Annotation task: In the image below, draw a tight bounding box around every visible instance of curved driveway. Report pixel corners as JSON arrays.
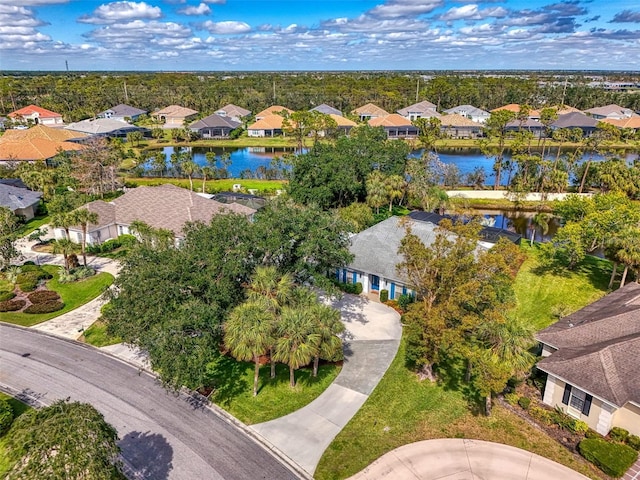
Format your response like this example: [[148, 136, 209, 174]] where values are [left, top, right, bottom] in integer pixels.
[[348, 438, 590, 480], [0, 323, 299, 480]]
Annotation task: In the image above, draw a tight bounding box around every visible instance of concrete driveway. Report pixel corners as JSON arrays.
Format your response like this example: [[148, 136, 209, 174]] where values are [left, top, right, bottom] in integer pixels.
[[251, 294, 402, 477], [348, 438, 590, 480]]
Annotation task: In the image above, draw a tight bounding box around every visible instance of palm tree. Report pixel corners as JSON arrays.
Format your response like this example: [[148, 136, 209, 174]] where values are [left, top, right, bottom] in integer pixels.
[[50, 211, 74, 240], [366, 170, 387, 215], [182, 159, 199, 192], [385, 174, 405, 212], [225, 302, 275, 396], [201, 166, 214, 193], [52, 238, 79, 273], [309, 304, 344, 377], [273, 307, 320, 387], [530, 212, 550, 246], [616, 228, 640, 288], [69, 208, 99, 267]]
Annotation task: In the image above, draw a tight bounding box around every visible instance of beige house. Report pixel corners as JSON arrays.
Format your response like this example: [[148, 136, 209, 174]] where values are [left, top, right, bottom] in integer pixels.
[[537, 282, 640, 436], [439, 114, 483, 139], [352, 103, 389, 122], [254, 106, 293, 121], [151, 105, 198, 128], [247, 114, 285, 137], [368, 114, 418, 138], [8, 105, 64, 126]]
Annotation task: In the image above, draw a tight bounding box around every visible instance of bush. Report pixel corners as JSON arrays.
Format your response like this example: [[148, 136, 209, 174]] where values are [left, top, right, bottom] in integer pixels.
[[19, 264, 40, 272], [518, 396, 531, 410], [332, 280, 363, 295], [22, 261, 36, 266], [529, 405, 552, 424], [627, 435, 640, 451], [118, 234, 138, 248], [0, 291, 16, 301], [579, 438, 638, 477], [610, 427, 630, 442], [58, 267, 96, 284], [28, 290, 60, 304], [0, 299, 26, 312], [571, 420, 590, 435], [397, 293, 414, 311], [504, 392, 520, 406], [24, 300, 64, 314], [586, 429, 604, 439], [18, 280, 38, 292], [379, 289, 389, 303], [0, 399, 13, 435]]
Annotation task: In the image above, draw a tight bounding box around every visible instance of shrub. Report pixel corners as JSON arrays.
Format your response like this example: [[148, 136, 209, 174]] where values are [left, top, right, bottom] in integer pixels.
[[504, 392, 519, 406], [118, 234, 138, 248], [18, 280, 38, 292], [19, 264, 40, 272], [0, 291, 16, 301], [22, 261, 36, 266], [518, 396, 531, 410], [571, 420, 589, 435], [332, 280, 363, 295], [16, 271, 40, 284], [578, 438, 638, 477], [353, 282, 363, 294], [0, 399, 13, 435], [58, 267, 96, 284], [610, 427, 630, 442], [28, 290, 60, 304], [626, 435, 640, 451], [529, 405, 552, 424], [379, 289, 389, 303], [0, 299, 26, 312], [397, 294, 414, 311], [24, 300, 64, 314], [586, 429, 604, 439]]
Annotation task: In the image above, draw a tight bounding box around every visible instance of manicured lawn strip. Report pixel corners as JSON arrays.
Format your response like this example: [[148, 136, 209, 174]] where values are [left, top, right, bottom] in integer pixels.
[[80, 320, 121, 347], [315, 340, 603, 480], [124, 177, 286, 194], [449, 196, 554, 211], [0, 393, 31, 477], [211, 359, 340, 425], [1, 266, 113, 327], [513, 244, 610, 330], [15, 214, 50, 237]]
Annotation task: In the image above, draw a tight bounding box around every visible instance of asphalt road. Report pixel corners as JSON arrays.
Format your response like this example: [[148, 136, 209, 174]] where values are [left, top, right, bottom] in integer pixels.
[[0, 324, 300, 480]]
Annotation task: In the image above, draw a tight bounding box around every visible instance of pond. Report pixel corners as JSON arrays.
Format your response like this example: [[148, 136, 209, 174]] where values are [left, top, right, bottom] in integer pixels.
[[469, 208, 562, 243]]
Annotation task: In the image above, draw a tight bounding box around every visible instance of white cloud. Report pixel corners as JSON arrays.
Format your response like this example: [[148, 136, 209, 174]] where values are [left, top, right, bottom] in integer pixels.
[[440, 4, 507, 21], [202, 20, 250, 34], [369, 0, 443, 19], [178, 3, 210, 16], [78, 1, 162, 25]]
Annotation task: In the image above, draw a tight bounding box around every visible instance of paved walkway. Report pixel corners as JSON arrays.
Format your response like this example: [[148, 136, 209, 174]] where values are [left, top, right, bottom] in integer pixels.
[[624, 457, 640, 480], [250, 294, 402, 476], [348, 438, 591, 480]]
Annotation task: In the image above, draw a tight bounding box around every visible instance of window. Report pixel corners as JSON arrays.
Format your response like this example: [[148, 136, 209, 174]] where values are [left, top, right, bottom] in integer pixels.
[[569, 389, 586, 412], [562, 384, 592, 416]]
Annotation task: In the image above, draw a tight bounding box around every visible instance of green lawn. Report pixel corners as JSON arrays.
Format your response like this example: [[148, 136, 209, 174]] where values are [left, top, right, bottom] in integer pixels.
[[125, 177, 286, 194], [0, 393, 31, 477], [513, 244, 610, 330], [80, 320, 121, 347], [15, 214, 50, 237], [315, 340, 603, 480], [1, 265, 114, 327], [211, 358, 340, 425]]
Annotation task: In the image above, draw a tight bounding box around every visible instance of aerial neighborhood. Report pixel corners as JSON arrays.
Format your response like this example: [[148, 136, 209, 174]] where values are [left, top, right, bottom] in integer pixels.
[[0, 72, 639, 480]]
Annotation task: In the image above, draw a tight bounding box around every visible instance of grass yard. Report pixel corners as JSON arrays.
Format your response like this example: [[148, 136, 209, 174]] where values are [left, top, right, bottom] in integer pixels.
[[79, 320, 121, 347], [513, 244, 610, 330], [211, 358, 341, 425], [0, 265, 114, 327], [0, 393, 31, 477], [315, 340, 603, 480], [125, 177, 286, 194], [15, 214, 50, 237]]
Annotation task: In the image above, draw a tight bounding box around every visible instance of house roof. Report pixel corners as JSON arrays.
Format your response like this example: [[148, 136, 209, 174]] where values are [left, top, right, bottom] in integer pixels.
[[0, 183, 42, 211], [368, 113, 413, 127], [215, 104, 251, 118], [189, 114, 241, 130], [247, 114, 285, 130], [152, 105, 198, 117], [99, 104, 147, 118], [506, 118, 543, 129], [551, 112, 599, 129], [439, 114, 483, 127], [310, 104, 342, 116], [601, 116, 640, 129], [584, 104, 634, 118], [397, 100, 437, 116], [491, 104, 521, 113], [353, 103, 389, 117], [329, 114, 357, 127], [553, 105, 582, 115], [443, 105, 490, 117], [65, 118, 148, 135], [9, 105, 62, 119], [255, 106, 293, 119], [78, 184, 255, 237], [0, 125, 86, 161], [537, 282, 640, 407]]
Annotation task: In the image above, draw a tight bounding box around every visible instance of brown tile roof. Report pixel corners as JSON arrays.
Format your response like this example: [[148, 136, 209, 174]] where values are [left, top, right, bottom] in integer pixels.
[[81, 184, 254, 237], [247, 114, 285, 130], [491, 103, 521, 113], [439, 114, 483, 127], [0, 125, 86, 161], [553, 105, 582, 115], [9, 105, 62, 119], [329, 114, 357, 127], [353, 103, 389, 117], [368, 113, 412, 127], [152, 105, 198, 117], [255, 106, 293, 119], [601, 116, 640, 129], [537, 282, 640, 406]]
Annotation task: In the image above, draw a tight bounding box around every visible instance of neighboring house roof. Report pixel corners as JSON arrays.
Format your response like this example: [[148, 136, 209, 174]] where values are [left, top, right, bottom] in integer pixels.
[[152, 105, 198, 117], [329, 114, 357, 127], [99, 104, 147, 118], [247, 115, 285, 130], [439, 114, 483, 127], [215, 104, 251, 118], [601, 116, 640, 129], [8, 105, 62, 119], [491, 104, 521, 113], [212, 191, 267, 210], [584, 104, 634, 118], [537, 282, 640, 407], [551, 112, 599, 129], [397, 100, 437, 116], [443, 105, 490, 117], [76, 184, 255, 238], [506, 118, 543, 129], [0, 125, 86, 161], [368, 113, 413, 127], [65, 118, 148, 136], [189, 114, 241, 130], [255, 106, 293, 119], [0, 183, 42, 212], [310, 104, 342, 116], [0, 178, 28, 189], [353, 103, 389, 117], [554, 105, 582, 115]]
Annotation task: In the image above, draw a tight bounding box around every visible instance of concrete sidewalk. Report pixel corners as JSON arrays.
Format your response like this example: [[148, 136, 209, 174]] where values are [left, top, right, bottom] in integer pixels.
[[251, 294, 402, 476], [348, 438, 590, 480]]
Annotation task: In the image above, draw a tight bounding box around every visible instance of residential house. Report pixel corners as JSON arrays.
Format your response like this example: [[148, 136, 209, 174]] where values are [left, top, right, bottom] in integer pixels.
[[444, 105, 490, 124], [491, 104, 540, 120], [326, 114, 357, 135], [247, 115, 285, 137], [505, 118, 545, 138], [0, 117, 7, 130], [353, 103, 389, 122], [551, 112, 599, 137], [8, 105, 64, 126], [255, 106, 293, 121], [215, 104, 251, 123], [537, 282, 640, 436], [65, 119, 150, 139], [601, 116, 640, 132], [397, 100, 439, 121], [151, 105, 198, 128], [189, 114, 241, 138], [368, 114, 418, 139], [439, 114, 483, 139], [0, 125, 86, 163], [310, 104, 342, 116], [0, 183, 42, 220], [584, 104, 635, 120], [97, 104, 147, 123], [54, 184, 255, 245], [211, 191, 266, 210]]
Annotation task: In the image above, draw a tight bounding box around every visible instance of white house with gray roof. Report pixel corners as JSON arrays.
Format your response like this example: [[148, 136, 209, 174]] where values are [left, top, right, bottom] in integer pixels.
[[444, 105, 490, 124], [310, 104, 343, 116], [0, 183, 42, 220], [98, 104, 147, 123]]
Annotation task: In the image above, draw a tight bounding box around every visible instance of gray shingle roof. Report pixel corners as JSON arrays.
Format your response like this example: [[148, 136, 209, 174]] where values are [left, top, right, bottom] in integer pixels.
[[397, 100, 437, 116], [310, 104, 342, 116], [100, 104, 147, 118], [0, 184, 42, 212], [537, 282, 640, 406], [216, 104, 251, 118], [444, 105, 490, 117], [189, 114, 241, 130], [65, 119, 147, 135], [551, 112, 598, 129]]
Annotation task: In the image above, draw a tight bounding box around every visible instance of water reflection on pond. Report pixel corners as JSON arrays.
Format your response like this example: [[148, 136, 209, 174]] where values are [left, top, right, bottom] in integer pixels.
[[465, 208, 561, 243]]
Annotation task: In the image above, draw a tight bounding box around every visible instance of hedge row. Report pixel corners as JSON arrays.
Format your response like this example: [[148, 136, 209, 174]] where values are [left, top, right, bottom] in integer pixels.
[[0, 291, 16, 301], [23, 300, 64, 314], [28, 290, 61, 304], [0, 299, 26, 312], [579, 438, 638, 478]]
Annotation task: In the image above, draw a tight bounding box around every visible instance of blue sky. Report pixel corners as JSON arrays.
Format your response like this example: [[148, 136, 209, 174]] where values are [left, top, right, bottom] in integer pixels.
[[1, 0, 639, 71]]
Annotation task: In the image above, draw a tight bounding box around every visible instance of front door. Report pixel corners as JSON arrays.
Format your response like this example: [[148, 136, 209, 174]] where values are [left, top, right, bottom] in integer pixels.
[[371, 275, 380, 291], [390, 283, 395, 300]]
